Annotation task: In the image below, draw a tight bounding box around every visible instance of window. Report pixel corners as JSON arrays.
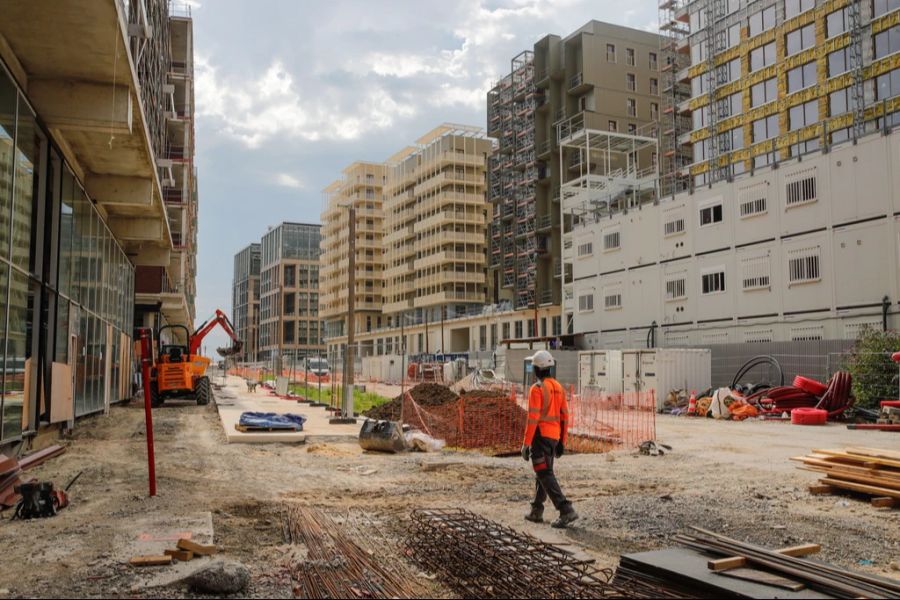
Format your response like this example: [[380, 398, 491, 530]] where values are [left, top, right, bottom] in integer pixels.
[[608, 120, 618, 132], [786, 0, 815, 19], [649, 52, 658, 70], [827, 7, 849, 37], [664, 217, 685, 236], [873, 0, 900, 17], [693, 105, 709, 130], [701, 270, 726, 294], [728, 23, 741, 48], [877, 68, 900, 99], [786, 24, 816, 55], [875, 24, 900, 59], [578, 293, 594, 312], [750, 42, 776, 71], [627, 73, 636, 91], [628, 123, 637, 134], [749, 6, 776, 36], [626, 47, 635, 66], [651, 102, 659, 120], [787, 61, 817, 93], [627, 98, 636, 117], [603, 231, 621, 251], [788, 248, 821, 283], [577, 242, 593, 257], [515, 321, 523, 338], [740, 196, 767, 217], [828, 47, 851, 77], [650, 78, 658, 95], [604, 291, 622, 310], [753, 114, 780, 141], [754, 150, 781, 168], [666, 277, 687, 300], [691, 40, 707, 65], [692, 73, 707, 97], [751, 78, 778, 107], [715, 92, 742, 118], [718, 58, 742, 83], [607, 43, 616, 62], [741, 255, 771, 290], [718, 127, 744, 151], [789, 100, 819, 130], [700, 203, 723, 226], [786, 173, 817, 206]]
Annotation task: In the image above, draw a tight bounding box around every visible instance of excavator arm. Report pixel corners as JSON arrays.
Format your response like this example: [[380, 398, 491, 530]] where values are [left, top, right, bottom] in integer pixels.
[[190, 309, 243, 356]]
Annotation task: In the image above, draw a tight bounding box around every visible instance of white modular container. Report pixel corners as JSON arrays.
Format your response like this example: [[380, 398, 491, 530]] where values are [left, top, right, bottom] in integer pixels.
[[621, 348, 711, 411], [577, 350, 623, 396]]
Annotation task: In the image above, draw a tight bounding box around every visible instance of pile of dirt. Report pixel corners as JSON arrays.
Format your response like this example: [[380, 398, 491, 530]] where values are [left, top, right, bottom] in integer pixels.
[[458, 389, 510, 402], [362, 383, 459, 421]]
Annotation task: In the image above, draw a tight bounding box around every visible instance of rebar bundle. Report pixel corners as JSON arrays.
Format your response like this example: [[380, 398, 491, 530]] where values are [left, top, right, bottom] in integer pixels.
[[283, 506, 421, 599], [404, 508, 645, 599]]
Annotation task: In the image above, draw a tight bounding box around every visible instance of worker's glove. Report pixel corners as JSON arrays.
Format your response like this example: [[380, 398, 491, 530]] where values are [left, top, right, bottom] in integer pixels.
[[555, 441, 565, 458], [521, 445, 531, 462]]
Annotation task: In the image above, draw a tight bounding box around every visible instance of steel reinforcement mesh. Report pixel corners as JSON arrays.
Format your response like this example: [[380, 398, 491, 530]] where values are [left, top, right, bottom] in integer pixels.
[[401, 386, 655, 454]]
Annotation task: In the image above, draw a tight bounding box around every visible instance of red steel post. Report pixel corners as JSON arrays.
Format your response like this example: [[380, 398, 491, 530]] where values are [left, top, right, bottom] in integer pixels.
[[139, 327, 157, 497]]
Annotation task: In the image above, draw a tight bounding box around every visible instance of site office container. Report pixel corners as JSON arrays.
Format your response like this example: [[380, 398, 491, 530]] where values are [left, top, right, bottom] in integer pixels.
[[578, 348, 711, 411]]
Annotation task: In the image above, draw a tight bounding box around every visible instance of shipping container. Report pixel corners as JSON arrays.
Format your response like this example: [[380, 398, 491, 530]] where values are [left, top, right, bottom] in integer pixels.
[[621, 348, 711, 411], [577, 350, 623, 395]]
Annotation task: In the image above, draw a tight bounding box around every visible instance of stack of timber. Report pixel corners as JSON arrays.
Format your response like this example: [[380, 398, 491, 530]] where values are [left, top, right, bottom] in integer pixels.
[[792, 447, 900, 507]]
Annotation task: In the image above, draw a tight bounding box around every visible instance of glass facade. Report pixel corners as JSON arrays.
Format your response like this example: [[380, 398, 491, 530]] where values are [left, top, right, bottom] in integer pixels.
[[0, 64, 135, 444]]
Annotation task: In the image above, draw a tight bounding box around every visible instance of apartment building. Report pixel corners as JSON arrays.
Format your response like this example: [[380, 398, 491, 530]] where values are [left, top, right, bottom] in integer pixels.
[[320, 162, 386, 347], [258, 223, 324, 364], [562, 1, 900, 350], [0, 0, 198, 446], [382, 124, 493, 323], [488, 22, 664, 317], [677, 0, 900, 187], [232, 243, 261, 363]]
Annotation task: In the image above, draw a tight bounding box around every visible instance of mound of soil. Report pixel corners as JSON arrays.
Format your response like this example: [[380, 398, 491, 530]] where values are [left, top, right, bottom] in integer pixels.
[[362, 383, 459, 421]]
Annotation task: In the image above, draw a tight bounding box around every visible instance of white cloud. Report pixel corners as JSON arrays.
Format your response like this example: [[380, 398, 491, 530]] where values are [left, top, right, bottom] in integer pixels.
[[275, 173, 304, 189], [196, 57, 417, 147]]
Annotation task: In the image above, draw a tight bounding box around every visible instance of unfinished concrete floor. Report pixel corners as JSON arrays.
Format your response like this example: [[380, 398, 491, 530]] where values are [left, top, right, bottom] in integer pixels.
[[0, 391, 898, 598]]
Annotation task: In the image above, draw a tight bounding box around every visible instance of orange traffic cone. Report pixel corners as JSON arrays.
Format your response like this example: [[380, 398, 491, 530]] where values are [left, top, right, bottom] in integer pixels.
[[687, 390, 697, 415]]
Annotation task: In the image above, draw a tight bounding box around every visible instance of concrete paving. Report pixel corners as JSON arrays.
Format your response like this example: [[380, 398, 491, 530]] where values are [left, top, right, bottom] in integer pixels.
[[214, 375, 360, 444]]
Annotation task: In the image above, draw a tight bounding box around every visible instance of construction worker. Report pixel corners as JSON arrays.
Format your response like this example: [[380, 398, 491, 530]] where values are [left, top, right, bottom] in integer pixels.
[[521, 350, 578, 528]]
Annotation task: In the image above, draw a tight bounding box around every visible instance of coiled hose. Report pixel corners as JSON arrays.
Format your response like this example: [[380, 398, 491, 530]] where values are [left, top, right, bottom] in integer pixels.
[[731, 355, 784, 390]]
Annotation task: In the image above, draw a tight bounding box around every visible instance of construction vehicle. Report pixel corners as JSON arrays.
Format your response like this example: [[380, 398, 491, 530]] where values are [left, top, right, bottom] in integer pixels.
[[149, 309, 242, 407]]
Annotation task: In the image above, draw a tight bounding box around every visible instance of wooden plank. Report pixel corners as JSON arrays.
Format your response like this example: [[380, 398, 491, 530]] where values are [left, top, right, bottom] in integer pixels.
[[809, 484, 835, 495], [846, 447, 900, 461], [164, 549, 193, 561], [717, 567, 806, 591], [176, 538, 216, 556], [820, 477, 900, 500], [799, 467, 900, 490], [871, 497, 897, 508], [129, 555, 173, 567], [812, 449, 900, 469], [708, 543, 820, 571], [792, 456, 900, 480]]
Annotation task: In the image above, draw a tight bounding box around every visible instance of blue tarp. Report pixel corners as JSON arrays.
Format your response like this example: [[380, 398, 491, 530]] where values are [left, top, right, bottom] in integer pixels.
[[239, 412, 306, 431]]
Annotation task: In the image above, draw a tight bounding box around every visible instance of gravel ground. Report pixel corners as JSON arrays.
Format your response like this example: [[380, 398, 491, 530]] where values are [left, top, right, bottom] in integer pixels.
[[0, 376, 897, 598]]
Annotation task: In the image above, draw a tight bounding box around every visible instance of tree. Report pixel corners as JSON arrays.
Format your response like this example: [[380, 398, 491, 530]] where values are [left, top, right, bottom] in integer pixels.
[[846, 326, 900, 409]]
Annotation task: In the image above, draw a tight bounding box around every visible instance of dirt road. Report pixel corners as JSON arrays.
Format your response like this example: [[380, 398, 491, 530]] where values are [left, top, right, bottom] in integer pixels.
[[0, 381, 897, 598]]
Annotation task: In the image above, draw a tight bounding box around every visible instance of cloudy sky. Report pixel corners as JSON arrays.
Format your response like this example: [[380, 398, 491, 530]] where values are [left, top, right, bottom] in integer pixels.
[[192, 0, 658, 350]]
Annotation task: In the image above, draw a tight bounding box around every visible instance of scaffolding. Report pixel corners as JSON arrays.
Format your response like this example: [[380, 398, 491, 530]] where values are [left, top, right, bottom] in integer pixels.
[[487, 51, 541, 311], [658, 0, 692, 198]]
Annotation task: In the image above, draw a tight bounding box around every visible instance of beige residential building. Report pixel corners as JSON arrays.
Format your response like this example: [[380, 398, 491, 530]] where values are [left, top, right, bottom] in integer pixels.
[[320, 162, 387, 344], [383, 124, 493, 327]]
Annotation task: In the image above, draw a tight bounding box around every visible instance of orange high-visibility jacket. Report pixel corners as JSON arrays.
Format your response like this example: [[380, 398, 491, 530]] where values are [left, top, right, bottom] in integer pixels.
[[523, 377, 569, 446]]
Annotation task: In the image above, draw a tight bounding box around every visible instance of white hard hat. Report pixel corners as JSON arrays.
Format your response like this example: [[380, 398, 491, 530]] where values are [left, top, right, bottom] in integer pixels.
[[530, 350, 555, 369]]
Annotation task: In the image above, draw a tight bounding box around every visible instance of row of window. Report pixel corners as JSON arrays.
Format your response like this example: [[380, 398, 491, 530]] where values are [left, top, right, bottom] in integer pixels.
[[604, 44, 657, 70]]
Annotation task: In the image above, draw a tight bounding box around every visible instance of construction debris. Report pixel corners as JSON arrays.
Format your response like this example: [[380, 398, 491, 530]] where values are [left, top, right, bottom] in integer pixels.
[[176, 538, 217, 556], [129, 555, 173, 567], [283, 506, 421, 598], [404, 508, 647, 599], [793, 446, 900, 506], [185, 560, 250, 595]]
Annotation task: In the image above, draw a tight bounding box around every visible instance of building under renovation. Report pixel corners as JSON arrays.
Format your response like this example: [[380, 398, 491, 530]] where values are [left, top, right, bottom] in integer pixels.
[[563, 0, 900, 351], [0, 0, 199, 448]]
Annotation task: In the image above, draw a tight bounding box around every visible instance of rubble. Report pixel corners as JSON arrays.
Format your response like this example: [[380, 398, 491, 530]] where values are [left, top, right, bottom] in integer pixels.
[[185, 560, 250, 595]]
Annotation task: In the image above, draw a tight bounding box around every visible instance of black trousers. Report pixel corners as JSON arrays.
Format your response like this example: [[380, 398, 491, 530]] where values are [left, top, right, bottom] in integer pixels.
[[530, 431, 572, 514]]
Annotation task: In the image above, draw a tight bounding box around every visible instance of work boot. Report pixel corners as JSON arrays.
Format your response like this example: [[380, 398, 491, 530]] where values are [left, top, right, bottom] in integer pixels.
[[524, 507, 544, 523], [551, 509, 579, 529]]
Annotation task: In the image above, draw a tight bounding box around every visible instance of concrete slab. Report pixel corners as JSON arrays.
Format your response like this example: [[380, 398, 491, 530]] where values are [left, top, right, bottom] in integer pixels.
[[215, 376, 360, 444], [115, 512, 214, 589]]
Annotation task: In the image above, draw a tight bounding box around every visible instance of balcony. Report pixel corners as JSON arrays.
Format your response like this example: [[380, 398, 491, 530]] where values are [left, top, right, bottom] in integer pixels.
[[414, 251, 484, 270], [413, 210, 486, 233], [568, 72, 593, 95], [414, 290, 486, 308]]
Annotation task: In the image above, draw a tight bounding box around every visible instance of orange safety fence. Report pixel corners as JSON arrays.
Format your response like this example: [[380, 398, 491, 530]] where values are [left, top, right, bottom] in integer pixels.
[[399, 383, 655, 455], [227, 366, 331, 384]]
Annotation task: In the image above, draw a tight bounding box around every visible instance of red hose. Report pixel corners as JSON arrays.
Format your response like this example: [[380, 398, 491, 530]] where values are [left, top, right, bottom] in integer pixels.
[[747, 372, 853, 420]]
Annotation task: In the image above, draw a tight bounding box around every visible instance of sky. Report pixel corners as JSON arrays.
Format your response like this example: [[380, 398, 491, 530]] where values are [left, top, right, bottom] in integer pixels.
[[191, 0, 658, 352]]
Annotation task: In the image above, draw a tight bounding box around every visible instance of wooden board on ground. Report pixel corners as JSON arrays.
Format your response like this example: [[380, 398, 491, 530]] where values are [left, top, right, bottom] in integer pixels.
[[708, 543, 820, 572], [176, 538, 216, 556], [164, 549, 193, 561], [844, 447, 900, 462], [808, 484, 835, 495], [717, 567, 807, 591], [819, 477, 900, 500], [811, 449, 900, 470], [871, 497, 898, 508], [129, 555, 173, 567], [799, 467, 900, 490]]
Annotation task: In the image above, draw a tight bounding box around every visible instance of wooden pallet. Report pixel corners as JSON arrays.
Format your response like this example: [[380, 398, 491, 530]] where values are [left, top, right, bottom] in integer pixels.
[[792, 447, 900, 507]]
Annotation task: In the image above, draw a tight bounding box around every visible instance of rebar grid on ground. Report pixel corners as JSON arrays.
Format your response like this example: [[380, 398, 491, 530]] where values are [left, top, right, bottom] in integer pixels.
[[404, 508, 654, 599]]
